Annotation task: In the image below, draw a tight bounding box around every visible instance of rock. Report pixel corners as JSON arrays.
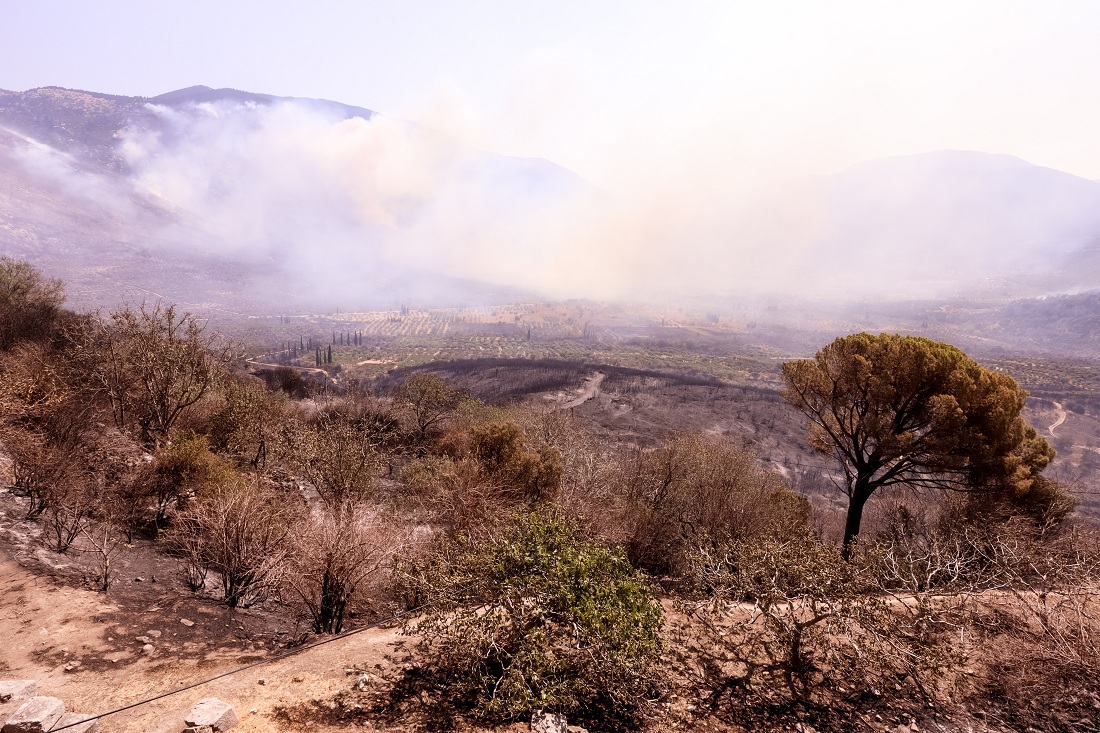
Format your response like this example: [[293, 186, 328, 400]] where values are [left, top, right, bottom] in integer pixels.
[[567, 726, 589, 733], [896, 726, 911, 733], [62, 662, 81, 673], [49, 713, 98, 733], [180, 727, 213, 733], [142, 645, 155, 654], [256, 679, 265, 686], [184, 699, 237, 732], [134, 636, 153, 645], [530, 710, 567, 733], [0, 682, 37, 703], [147, 630, 162, 639], [3, 696, 65, 733], [354, 674, 370, 691], [180, 619, 195, 627]]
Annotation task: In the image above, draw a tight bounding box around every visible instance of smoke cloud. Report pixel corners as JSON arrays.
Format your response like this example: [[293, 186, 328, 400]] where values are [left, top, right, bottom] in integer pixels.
[[7, 95, 1100, 310]]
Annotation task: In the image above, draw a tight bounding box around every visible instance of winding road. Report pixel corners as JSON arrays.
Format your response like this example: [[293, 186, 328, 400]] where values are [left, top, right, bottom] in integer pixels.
[[1048, 401, 1067, 437], [562, 371, 605, 409]]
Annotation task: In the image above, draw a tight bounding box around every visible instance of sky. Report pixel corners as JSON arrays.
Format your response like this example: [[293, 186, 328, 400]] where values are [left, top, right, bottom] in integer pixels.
[[5, 0, 1100, 193]]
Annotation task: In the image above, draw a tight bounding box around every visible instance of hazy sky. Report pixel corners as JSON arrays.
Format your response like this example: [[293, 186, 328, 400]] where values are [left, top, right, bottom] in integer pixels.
[[5, 1, 1100, 192]]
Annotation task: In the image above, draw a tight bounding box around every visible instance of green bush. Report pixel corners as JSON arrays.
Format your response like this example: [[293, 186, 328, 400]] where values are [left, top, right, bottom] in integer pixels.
[[405, 510, 663, 729]]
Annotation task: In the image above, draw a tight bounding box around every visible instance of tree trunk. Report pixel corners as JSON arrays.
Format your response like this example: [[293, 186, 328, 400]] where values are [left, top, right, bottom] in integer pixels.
[[842, 482, 873, 560]]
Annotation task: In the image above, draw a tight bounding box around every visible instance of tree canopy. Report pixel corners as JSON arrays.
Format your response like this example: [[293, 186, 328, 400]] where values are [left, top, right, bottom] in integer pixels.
[[782, 333, 1055, 554]]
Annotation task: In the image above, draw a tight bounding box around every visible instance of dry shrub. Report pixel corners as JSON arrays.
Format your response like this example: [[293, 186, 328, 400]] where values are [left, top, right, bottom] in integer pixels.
[[285, 504, 405, 633], [129, 431, 236, 527], [169, 476, 300, 607], [616, 433, 810, 576], [391, 372, 468, 441], [961, 527, 1100, 732], [279, 412, 384, 508], [687, 534, 965, 729]]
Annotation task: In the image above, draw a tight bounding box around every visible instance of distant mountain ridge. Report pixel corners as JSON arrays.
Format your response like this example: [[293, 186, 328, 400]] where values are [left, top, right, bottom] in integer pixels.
[[0, 84, 581, 312], [0, 85, 378, 171], [3, 84, 1100, 324]]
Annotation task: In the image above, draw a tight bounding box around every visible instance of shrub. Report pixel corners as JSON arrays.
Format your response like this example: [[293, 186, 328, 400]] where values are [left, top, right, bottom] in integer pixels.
[[169, 476, 299, 607], [690, 535, 963, 712], [617, 434, 810, 576], [402, 510, 663, 730], [285, 504, 402, 633]]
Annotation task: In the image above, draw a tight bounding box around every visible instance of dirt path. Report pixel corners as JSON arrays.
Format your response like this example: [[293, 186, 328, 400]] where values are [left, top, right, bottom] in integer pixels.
[[562, 372, 605, 409], [0, 547, 409, 733], [1049, 401, 1067, 437]]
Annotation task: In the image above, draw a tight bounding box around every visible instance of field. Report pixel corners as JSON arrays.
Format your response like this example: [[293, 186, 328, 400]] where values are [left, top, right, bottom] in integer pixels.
[[229, 300, 1100, 520]]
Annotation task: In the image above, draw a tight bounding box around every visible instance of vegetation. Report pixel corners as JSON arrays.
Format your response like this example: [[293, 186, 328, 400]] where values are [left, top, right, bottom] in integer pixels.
[[782, 332, 1060, 554], [0, 260, 1097, 732], [401, 510, 663, 729]]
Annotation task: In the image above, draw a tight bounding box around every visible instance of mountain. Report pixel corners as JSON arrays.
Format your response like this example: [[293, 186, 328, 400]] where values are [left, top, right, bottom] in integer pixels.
[[4, 85, 1100, 317], [731, 150, 1100, 299], [0, 85, 584, 312]]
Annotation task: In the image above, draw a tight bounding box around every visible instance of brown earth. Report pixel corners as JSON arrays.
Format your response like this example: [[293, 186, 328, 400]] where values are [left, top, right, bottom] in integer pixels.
[[0, 489, 430, 733]]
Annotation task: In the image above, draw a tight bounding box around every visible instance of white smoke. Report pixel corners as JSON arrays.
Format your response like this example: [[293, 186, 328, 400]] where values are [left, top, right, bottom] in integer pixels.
[[117, 100, 603, 300]]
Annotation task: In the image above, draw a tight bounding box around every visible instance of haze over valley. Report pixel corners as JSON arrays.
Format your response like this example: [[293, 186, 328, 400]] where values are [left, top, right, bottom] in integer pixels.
[[6, 5, 1100, 733], [5, 84, 1100, 325]]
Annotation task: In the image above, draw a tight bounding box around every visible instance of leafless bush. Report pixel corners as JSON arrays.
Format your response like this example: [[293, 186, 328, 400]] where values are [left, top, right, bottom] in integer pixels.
[[169, 477, 299, 607], [961, 527, 1100, 731], [80, 518, 127, 591], [285, 504, 404, 633], [280, 412, 383, 509], [692, 535, 962, 703]]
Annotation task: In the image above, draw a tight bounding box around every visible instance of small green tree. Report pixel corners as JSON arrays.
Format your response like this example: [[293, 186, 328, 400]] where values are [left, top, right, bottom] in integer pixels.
[[782, 333, 1054, 555], [392, 372, 467, 440], [403, 510, 663, 729]]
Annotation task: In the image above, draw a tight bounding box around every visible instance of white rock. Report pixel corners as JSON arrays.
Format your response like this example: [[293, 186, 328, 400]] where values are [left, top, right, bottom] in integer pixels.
[[0, 682, 37, 703], [530, 710, 568, 733], [184, 698, 238, 732], [3, 696, 65, 733]]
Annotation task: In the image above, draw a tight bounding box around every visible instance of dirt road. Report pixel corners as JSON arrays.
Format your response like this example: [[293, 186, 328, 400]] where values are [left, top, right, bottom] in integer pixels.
[[0, 546, 407, 733], [562, 371, 605, 409], [1048, 401, 1067, 437]]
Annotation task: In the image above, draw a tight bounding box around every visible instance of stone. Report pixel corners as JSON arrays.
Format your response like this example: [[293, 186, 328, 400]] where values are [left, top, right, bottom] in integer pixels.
[[147, 630, 162, 639], [49, 713, 98, 733], [0, 682, 37, 703], [567, 726, 589, 733], [134, 636, 153, 645], [3, 696, 65, 733], [530, 710, 567, 733], [354, 674, 370, 691], [184, 699, 238, 732], [180, 727, 213, 733], [141, 645, 155, 655], [180, 619, 195, 627]]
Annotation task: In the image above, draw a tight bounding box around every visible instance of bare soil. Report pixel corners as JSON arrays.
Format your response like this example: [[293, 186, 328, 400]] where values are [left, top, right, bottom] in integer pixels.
[[0, 489, 414, 733]]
